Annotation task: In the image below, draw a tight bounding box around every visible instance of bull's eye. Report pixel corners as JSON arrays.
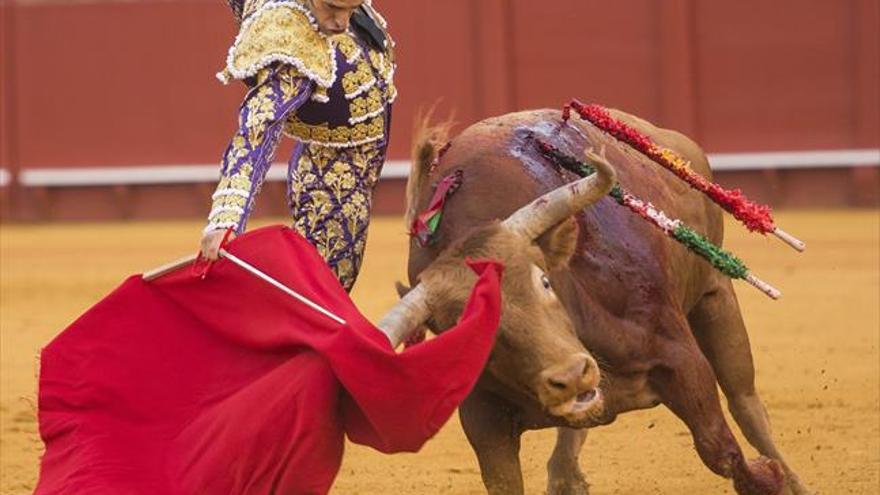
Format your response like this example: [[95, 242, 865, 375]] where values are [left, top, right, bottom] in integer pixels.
[[541, 274, 552, 290], [532, 265, 556, 299]]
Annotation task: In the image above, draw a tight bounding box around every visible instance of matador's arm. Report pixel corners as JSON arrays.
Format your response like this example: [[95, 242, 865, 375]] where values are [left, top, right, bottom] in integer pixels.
[[204, 65, 312, 234]]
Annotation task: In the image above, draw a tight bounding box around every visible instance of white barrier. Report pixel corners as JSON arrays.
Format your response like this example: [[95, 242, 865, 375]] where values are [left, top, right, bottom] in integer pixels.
[[2, 149, 879, 187]]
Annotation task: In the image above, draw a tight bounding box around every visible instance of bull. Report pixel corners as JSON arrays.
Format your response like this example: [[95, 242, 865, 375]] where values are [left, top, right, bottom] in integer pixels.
[[377, 109, 809, 495]]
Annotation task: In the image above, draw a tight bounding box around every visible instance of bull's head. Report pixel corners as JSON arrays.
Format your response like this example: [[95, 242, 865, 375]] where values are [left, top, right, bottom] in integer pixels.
[[378, 147, 616, 425]]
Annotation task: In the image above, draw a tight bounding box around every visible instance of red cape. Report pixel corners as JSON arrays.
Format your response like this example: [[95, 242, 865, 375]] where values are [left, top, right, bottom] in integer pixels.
[[36, 226, 502, 494]]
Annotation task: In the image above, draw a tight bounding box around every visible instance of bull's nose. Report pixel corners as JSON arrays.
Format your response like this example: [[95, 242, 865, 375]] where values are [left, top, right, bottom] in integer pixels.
[[540, 353, 600, 401]]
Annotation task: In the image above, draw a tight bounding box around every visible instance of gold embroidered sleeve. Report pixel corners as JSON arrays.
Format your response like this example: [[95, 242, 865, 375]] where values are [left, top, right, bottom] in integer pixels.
[[205, 65, 313, 234]]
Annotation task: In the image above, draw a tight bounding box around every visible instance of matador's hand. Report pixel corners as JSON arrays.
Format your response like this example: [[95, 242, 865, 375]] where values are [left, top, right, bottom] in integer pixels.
[[200, 229, 237, 261]]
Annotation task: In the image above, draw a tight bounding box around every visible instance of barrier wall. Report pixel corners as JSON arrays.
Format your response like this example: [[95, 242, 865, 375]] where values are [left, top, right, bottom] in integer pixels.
[[1, 0, 878, 220]]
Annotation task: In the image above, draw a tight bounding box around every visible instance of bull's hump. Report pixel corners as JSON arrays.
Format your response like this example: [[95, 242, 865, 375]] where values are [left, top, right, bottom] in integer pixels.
[[457, 110, 561, 140], [449, 109, 586, 185]]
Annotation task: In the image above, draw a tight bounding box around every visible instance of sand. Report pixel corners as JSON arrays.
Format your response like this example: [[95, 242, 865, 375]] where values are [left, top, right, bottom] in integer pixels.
[[1, 210, 878, 494]]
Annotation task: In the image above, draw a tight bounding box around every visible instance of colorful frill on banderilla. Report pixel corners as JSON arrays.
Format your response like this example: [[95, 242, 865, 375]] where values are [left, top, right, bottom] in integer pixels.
[[532, 137, 781, 300], [562, 100, 805, 252], [409, 169, 463, 247]]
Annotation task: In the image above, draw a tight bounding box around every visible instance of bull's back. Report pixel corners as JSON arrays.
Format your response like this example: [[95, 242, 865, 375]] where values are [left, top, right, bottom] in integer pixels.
[[408, 109, 722, 312]]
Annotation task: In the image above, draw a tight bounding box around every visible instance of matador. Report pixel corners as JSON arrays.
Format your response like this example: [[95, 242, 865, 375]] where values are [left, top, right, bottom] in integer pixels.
[[201, 0, 395, 292]]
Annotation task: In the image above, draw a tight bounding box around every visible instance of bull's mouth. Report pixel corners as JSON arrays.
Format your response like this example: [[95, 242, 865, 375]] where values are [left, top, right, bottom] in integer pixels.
[[547, 387, 604, 423]]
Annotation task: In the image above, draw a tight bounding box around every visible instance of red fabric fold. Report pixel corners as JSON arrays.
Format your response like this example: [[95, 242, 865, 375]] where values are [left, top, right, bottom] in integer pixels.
[[36, 226, 503, 495]]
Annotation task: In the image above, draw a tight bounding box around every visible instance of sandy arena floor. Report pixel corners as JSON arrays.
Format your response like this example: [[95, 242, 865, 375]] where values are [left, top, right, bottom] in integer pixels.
[[1, 211, 878, 494]]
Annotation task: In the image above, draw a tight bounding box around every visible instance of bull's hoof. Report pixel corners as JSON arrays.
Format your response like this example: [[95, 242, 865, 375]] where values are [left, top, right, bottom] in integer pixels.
[[781, 470, 814, 495], [546, 470, 589, 495], [733, 456, 786, 495]]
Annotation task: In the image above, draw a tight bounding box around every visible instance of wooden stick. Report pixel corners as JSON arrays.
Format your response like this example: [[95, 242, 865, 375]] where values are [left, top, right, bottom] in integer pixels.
[[143, 250, 346, 325], [772, 227, 806, 252], [142, 254, 198, 281], [745, 273, 782, 300]]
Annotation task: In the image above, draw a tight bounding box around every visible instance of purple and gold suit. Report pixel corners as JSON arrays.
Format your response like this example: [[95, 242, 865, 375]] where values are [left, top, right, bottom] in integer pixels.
[[207, 0, 396, 291]]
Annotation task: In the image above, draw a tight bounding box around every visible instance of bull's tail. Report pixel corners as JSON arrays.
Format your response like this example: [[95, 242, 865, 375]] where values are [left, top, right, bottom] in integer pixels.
[[406, 106, 454, 227]]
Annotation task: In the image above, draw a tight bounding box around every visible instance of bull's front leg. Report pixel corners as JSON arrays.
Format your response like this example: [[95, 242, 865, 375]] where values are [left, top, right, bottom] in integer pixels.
[[547, 427, 590, 495], [459, 389, 525, 495], [652, 327, 785, 495]]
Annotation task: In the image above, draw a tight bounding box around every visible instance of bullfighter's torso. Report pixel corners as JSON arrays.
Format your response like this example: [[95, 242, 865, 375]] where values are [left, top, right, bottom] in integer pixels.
[[210, 0, 396, 290]]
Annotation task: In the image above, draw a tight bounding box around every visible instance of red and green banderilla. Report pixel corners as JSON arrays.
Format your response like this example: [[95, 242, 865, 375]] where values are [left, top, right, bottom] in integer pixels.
[[533, 137, 782, 300], [563, 100, 805, 252]]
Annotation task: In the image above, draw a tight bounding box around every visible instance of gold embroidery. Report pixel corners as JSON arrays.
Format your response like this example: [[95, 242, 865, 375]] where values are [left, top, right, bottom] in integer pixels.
[[325, 218, 345, 252], [278, 65, 307, 99], [208, 163, 256, 226], [381, 50, 397, 101], [225, 3, 336, 88], [245, 84, 279, 144], [253, 17, 396, 147], [385, 81, 398, 102], [351, 190, 366, 208], [376, 46, 397, 102], [336, 258, 353, 282], [361, 44, 396, 104], [301, 171, 317, 184], [211, 210, 243, 225], [232, 163, 255, 190], [283, 114, 385, 146], [287, 141, 382, 290], [341, 201, 358, 220], [332, 34, 361, 63], [342, 60, 376, 98], [226, 135, 249, 162], [326, 161, 356, 199], [368, 50, 383, 71], [381, 51, 395, 79], [213, 195, 246, 211], [349, 87, 383, 123]]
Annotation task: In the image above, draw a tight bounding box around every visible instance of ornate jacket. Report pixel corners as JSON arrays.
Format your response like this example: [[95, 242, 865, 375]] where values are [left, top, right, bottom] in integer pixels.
[[206, 0, 396, 290]]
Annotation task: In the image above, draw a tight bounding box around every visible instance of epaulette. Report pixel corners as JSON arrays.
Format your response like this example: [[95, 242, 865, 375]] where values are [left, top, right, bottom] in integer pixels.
[[217, 0, 336, 88]]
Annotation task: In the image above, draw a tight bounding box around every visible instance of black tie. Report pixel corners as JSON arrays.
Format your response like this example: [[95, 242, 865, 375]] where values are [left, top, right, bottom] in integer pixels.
[[351, 7, 387, 52]]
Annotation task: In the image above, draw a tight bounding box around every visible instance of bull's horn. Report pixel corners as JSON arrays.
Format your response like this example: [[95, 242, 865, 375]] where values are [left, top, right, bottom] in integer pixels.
[[377, 283, 431, 347], [503, 147, 617, 240]]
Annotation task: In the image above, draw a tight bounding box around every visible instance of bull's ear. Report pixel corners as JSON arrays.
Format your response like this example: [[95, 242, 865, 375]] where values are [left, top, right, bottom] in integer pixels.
[[536, 216, 579, 271]]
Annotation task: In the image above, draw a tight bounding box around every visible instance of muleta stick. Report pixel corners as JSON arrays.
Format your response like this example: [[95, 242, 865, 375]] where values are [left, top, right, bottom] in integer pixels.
[[562, 99, 806, 253], [218, 249, 347, 325], [534, 138, 782, 300], [143, 249, 346, 325]]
